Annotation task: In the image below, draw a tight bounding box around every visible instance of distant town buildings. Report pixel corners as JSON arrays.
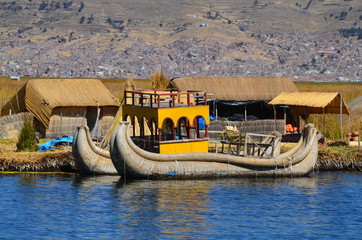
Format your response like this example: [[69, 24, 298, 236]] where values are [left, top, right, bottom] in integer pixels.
[[0, 32, 361, 81]]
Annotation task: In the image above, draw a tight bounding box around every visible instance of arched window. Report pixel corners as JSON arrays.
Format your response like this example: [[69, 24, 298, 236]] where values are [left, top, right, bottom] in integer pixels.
[[177, 117, 190, 139], [192, 116, 207, 138], [161, 118, 175, 141]]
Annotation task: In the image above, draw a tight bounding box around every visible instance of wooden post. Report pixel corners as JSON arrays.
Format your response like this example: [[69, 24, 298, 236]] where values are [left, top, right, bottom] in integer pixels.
[[216, 104, 218, 118], [59, 112, 63, 138], [157, 95, 161, 108], [273, 105, 277, 131], [323, 107, 325, 136], [284, 107, 286, 135]]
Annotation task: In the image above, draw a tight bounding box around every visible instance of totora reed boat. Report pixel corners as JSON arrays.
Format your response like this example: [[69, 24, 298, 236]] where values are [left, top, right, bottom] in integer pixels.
[[73, 125, 118, 175], [73, 89, 318, 178], [109, 121, 318, 179]]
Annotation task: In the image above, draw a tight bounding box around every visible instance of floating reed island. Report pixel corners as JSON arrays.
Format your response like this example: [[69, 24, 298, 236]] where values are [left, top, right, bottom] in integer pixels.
[[316, 146, 362, 171], [0, 150, 76, 172], [1, 145, 362, 173]]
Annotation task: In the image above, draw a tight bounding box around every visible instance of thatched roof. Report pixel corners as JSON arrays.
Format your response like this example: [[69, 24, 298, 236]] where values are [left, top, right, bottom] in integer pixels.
[[171, 76, 298, 101], [268, 92, 351, 115], [1, 79, 120, 128]]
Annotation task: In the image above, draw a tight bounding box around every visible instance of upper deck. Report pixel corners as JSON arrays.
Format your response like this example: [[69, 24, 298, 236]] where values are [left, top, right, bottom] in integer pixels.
[[124, 89, 208, 108]]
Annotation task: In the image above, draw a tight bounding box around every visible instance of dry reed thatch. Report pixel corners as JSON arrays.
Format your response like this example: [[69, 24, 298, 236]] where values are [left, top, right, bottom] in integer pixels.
[[315, 146, 362, 171], [294, 81, 362, 103], [1, 79, 120, 129], [0, 151, 76, 172], [268, 92, 350, 115], [172, 76, 298, 101], [0, 77, 25, 110], [294, 81, 362, 140], [151, 71, 170, 89]]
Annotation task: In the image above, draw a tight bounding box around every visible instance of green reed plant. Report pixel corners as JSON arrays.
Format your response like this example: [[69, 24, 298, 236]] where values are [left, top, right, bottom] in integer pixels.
[[16, 117, 38, 152]]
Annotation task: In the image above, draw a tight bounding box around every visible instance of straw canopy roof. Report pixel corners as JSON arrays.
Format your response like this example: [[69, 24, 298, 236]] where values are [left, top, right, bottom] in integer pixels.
[[1, 79, 120, 128], [268, 92, 351, 115], [172, 76, 298, 101]]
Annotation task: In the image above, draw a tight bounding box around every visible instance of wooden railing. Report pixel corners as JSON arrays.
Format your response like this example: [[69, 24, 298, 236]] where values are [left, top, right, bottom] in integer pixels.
[[124, 89, 208, 108]]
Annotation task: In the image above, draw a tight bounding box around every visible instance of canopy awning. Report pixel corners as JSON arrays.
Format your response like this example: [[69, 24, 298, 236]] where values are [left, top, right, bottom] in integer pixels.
[[268, 92, 351, 115]]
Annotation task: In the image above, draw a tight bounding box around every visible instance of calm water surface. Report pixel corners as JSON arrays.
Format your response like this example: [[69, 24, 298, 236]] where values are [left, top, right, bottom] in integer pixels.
[[0, 172, 361, 240]]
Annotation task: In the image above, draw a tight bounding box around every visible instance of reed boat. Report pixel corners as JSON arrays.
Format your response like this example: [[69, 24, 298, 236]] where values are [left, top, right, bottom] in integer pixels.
[[72, 126, 118, 175], [109, 122, 318, 180]]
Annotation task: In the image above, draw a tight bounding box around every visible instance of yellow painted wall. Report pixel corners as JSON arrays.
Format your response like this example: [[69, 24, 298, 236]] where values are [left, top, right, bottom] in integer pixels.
[[160, 140, 208, 154], [122, 105, 159, 123], [122, 105, 209, 128], [158, 105, 209, 128]]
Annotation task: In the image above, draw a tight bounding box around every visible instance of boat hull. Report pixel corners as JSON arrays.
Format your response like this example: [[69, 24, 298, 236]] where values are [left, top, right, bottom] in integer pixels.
[[110, 122, 318, 179], [73, 126, 118, 175]]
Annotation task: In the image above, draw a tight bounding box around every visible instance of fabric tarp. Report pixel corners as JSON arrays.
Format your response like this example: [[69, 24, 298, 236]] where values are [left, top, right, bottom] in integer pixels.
[[38, 135, 74, 151]]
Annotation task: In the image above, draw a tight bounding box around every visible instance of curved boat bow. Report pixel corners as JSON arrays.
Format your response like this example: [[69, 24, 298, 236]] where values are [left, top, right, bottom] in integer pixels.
[[73, 126, 118, 175]]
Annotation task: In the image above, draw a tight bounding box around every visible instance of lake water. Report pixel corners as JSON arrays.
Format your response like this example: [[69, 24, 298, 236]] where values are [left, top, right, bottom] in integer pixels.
[[1, 172, 361, 240]]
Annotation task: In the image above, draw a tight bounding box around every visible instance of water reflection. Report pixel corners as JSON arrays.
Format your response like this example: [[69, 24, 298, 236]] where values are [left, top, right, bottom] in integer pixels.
[[112, 179, 213, 238], [1, 172, 361, 239], [72, 174, 120, 188], [107, 176, 321, 238]]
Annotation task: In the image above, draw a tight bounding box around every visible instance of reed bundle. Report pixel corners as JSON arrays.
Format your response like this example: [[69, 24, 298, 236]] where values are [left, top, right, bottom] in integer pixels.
[[315, 146, 362, 171], [0, 151, 76, 172]]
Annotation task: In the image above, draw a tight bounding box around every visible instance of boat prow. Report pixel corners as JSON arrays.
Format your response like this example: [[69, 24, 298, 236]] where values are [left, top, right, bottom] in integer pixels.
[[72, 126, 118, 175], [110, 122, 318, 179]]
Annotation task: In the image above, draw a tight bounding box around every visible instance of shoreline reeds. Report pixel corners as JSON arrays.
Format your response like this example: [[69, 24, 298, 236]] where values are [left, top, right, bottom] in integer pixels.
[[0, 151, 77, 172]]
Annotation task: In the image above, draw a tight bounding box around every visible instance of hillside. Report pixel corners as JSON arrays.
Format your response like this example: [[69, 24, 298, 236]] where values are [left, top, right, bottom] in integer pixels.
[[0, 0, 361, 80]]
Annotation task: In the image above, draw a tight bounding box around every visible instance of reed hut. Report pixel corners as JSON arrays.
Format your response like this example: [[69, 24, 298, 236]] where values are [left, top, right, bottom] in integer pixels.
[[171, 76, 298, 135], [268, 92, 351, 139], [1, 79, 120, 139], [172, 76, 298, 118]]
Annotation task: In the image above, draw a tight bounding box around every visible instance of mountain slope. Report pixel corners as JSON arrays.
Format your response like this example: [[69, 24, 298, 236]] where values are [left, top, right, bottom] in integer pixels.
[[0, 0, 361, 80]]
